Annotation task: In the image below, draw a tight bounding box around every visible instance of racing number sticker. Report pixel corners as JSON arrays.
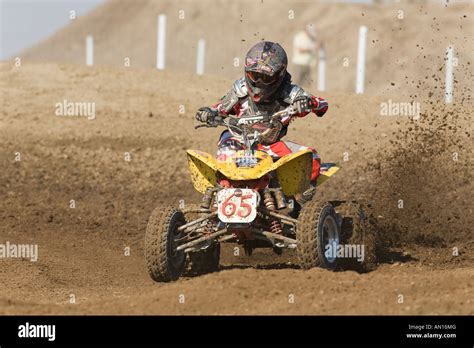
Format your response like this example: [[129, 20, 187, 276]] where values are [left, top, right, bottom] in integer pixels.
[[217, 189, 257, 223], [221, 192, 253, 218]]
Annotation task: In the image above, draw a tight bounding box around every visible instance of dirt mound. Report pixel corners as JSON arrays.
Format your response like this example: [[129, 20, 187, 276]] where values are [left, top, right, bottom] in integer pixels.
[[18, 0, 473, 95], [0, 63, 472, 314]]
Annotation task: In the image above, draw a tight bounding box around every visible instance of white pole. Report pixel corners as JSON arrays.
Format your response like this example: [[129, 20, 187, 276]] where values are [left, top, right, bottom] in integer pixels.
[[196, 39, 206, 75], [86, 35, 94, 66], [355, 25, 368, 94], [445, 45, 454, 104], [317, 46, 326, 92], [156, 14, 166, 70]]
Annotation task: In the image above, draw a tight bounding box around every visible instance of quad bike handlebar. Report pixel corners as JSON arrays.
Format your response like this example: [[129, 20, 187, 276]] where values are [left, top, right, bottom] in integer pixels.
[[194, 106, 298, 147], [194, 106, 297, 129], [196, 105, 296, 126]]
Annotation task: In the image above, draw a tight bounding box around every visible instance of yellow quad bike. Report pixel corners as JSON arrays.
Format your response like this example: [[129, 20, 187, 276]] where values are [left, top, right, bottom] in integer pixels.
[[145, 107, 376, 282]]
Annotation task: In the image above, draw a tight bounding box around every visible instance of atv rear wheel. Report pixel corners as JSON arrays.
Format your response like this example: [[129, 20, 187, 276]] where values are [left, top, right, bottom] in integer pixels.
[[297, 201, 340, 270], [336, 202, 376, 271], [187, 243, 220, 275], [145, 207, 186, 282]]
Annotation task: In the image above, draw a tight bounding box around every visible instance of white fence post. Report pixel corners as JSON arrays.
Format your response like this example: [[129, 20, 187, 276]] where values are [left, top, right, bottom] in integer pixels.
[[156, 14, 166, 70], [317, 46, 326, 92], [355, 25, 368, 94], [196, 39, 206, 75], [86, 35, 94, 66], [445, 45, 454, 104]]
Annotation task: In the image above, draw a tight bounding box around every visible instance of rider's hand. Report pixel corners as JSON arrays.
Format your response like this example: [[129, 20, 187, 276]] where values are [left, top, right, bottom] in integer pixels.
[[291, 96, 313, 115], [195, 107, 218, 124]]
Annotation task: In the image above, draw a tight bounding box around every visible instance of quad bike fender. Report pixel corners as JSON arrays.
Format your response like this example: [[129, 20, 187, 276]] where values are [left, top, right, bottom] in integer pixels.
[[272, 150, 313, 196], [187, 149, 276, 189], [187, 150, 219, 194], [187, 149, 318, 196]]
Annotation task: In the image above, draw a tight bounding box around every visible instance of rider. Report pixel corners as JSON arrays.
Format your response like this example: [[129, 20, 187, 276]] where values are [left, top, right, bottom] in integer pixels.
[[195, 41, 328, 201]]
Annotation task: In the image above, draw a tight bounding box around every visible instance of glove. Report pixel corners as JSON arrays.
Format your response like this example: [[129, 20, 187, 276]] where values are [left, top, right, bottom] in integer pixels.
[[291, 96, 313, 115], [195, 107, 218, 124]]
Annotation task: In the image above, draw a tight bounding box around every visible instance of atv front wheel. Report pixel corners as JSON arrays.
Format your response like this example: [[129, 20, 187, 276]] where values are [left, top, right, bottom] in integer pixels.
[[145, 207, 186, 282], [297, 201, 340, 270]]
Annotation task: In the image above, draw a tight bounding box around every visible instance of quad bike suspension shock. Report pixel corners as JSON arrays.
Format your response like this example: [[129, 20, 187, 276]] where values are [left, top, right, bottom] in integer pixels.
[[263, 189, 276, 210], [270, 220, 283, 234], [201, 187, 214, 209], [263, 189, 283, 234], [273, 188, 287, 210]]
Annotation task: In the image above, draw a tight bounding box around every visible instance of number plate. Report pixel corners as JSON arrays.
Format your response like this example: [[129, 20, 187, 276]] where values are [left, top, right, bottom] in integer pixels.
[[216, 189, 258, 223]]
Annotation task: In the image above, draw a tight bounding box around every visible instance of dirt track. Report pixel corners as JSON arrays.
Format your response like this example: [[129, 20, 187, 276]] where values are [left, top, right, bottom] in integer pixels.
[[0, 62, 472, 314]]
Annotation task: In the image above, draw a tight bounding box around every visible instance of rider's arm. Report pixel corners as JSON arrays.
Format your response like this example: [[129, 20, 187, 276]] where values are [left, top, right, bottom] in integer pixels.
[[309, 95, 328, 117], [196, 88, 240, 123], [212, 99, 240, 117], [212, 77, 247, 117], [290, 85, 328, 118]]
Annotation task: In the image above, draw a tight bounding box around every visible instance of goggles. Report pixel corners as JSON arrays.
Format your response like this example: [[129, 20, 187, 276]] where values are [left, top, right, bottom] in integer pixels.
[[246, 70, 278, 85]]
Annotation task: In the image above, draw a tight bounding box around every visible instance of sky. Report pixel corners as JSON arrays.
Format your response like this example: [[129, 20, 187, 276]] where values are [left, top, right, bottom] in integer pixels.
[[0, 0, 104, 60]]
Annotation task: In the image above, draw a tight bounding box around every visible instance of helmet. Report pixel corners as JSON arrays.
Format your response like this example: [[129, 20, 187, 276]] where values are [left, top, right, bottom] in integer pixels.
[[244, 41, 288, 103]]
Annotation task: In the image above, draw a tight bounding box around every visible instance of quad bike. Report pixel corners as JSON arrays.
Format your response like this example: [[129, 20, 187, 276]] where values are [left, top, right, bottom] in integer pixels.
[[145, 106, 376, 282]]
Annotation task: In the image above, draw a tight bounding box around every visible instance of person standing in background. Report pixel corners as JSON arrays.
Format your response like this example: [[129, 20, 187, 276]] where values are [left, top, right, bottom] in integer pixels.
[[292, 23, 321, 86]]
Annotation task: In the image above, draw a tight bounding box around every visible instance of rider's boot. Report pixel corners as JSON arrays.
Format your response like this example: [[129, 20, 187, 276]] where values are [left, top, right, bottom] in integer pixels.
[[297, 182, 317, 205]]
